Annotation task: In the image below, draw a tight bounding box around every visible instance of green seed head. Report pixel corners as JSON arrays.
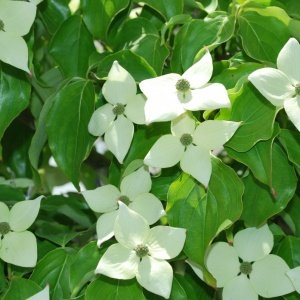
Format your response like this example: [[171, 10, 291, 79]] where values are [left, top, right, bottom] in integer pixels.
[[118, 195, 130, 205], [240, 262, 252, 275], [176, 79, 190, 92], [135, 244, 149, 258], [0, 20, 4, 32], [295, 84, 300, 95], [0, 222, 10, 235], [112, 103, 125, 115], [180, 133, 193, 146]]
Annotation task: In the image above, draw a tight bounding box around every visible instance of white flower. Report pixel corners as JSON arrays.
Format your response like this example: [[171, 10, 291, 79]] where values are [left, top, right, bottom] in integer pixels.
[[144, 113, 240, 187], [0, 196, 43, 267], [26, 285, 49, 300], [248, 38, 300, 132], [286, 266, 300, 293], [82, 167, 165, 247], [139, 51, 230, 123], [96, 202, 186, 299], [0, 0, 37, 73], [88, 61, 146, 163], [189, 225, 294, 300]]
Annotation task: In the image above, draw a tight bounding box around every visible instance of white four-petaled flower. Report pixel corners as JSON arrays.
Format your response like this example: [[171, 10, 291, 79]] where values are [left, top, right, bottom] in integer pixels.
[[189, 225, 294, 300], [249, 38, 300, 132], [82, 167, 165, 247], [0, 0, 37, 72], [88, 61, 146, 163], [139, 51, 231, 123], [96, 202, 186, 299], [0, 196, 43, 267], [144, 113, 240, 186]]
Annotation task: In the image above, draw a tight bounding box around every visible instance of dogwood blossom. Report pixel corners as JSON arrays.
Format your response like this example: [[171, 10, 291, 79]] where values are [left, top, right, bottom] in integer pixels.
[[286, 267, 300, 293], [82, 167, 165, 247], [96, 202, 186, 299], [27, 285, 50, 300], [189, 225, 294, 300], [88, 61, 146, 163], [0, 0, 37, 72], [139, 51, 230, 123], [248, 38, 300, 131], [144, 113, 240, 186], [0, 196, 43, 267]]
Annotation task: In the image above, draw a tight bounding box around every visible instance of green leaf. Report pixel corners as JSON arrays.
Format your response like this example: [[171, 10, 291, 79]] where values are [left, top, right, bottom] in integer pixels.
[[2, 278, 41, 300], [49, 15, 95, 78], [134, 0, 184, 20], [0, 65, 30, 141], [238, 9, 289, 63], [278, 129, 300, 167], [30, 248, 76, 300], [167, 158, 243, 267], [69, 242, 104, 298], [226, 82, 277, 152], [274, 0, 300, 19], [81, 0, 130, 40], [95, 50, 157, 82], [285, 194, 300, 237], [276, 236, 300, 268], [241, 143, 297, 226], [85, 277, 145, 300], [0, 185, 25, 203], [46, 79, 95, 189]]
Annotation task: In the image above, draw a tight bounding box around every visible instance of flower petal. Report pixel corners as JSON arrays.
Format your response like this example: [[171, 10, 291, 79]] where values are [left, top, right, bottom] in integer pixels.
[[206, 242, 240, 287], [223, 275, 258, 300], [171, 113, 196, 137], [277, 38, 300, 84], [144, 135, 184, 168], [136, 256, 173, 299], [102, 61, 137, 105], [27, 285, 50, 300], [193, 120, 240, 150], [120, 167, 152, 199], [129, 193, 165, 225], [88, 104, 115, 136], [104, 115, 134, 164], [284, 97, 300, 132], [233, 224, 273, 262], [0, 231, 37, 267], [182, 51, 213, 89], [248, 67, 294, 106], [0, 202, 9, 223], [0, 0, 36, 36], [250, 254, 294, 298], [9, 196, 43, 232], [82, 185, 120, 213], [147, 226, 186, 260], [0, 32, 30, 73], [95, 243, 139, 279], [139, 74, 180, 97], [182, 83, 231, 111], [286, 266, 300, 293], [96, 210, 118, 247], [125, 94, 146, 125], [180, 145, 212, 187], [114, 202, 149, 249]]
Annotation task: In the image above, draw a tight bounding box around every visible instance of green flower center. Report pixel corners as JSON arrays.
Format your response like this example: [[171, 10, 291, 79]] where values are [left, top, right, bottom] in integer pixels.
[[0, 20, 4, 32], [0, 222, 10, 235], [135, 244, 149, 258], [295, 84, 300, 96], [176, 79, 190, 92], [180, 133, 193, 146], [112, 103, 125, 115], [240, 262, 252, 275], [118, 195, 130, 205]]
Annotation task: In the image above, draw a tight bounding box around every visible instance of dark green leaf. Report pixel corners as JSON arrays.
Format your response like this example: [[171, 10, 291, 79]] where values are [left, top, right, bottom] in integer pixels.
[[276, 236, 300, 268]]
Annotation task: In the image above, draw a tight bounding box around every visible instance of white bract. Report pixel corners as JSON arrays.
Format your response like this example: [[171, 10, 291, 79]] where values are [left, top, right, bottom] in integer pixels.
[[139, 51, 230, 123], [82, 167, 165, 247], [248, 38, 300, 132], [26, 285, 50, 300], [144, 113, 240, 187], [88, 61, 146, 163], [0, 0, 37, 73], [96, 202, 186, 299], [286, 266, 300, 293], [189, 225, 294, 300], [0, 196, 43, 267]]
